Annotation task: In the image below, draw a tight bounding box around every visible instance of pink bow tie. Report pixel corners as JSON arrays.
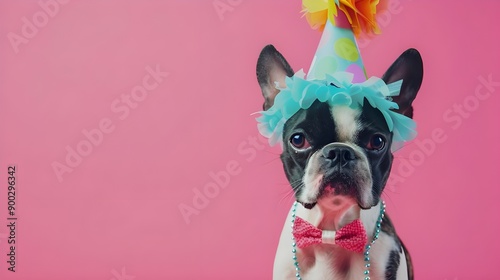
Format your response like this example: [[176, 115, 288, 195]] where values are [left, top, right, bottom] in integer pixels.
[[292, 217, 367, 253]]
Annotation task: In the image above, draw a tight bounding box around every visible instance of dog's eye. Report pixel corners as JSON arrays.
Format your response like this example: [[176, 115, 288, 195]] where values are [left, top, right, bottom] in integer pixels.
[[367, 134, 386, 150], [290, 133, 310, 150]]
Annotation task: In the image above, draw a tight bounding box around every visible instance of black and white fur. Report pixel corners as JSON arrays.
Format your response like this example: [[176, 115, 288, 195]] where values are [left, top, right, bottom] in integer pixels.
[[256, 45, 423, 280]]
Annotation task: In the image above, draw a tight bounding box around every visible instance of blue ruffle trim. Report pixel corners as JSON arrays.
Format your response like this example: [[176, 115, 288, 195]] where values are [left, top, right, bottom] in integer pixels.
[[255, 70, 417, 149]]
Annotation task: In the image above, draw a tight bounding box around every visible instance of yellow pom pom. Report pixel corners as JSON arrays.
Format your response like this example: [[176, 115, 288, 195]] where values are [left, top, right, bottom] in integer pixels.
[[301, 0, 329, 31], [302, 0, 387, 36]]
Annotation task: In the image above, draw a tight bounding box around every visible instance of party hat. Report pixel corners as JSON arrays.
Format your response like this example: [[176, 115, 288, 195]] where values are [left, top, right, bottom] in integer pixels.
[[256, 0, 417, 149], [303, 0, 386, 82]]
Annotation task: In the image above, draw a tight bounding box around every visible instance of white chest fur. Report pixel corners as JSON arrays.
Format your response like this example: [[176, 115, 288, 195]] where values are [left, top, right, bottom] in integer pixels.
[[273, 203, 408, 280]]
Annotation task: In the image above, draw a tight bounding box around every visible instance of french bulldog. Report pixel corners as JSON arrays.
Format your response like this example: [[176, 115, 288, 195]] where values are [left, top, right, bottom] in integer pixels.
[[256, 45, 423, 280]]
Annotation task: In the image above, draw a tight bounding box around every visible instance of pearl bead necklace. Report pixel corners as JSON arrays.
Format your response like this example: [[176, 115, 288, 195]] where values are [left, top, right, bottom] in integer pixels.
[[290, 201, 386, 280]]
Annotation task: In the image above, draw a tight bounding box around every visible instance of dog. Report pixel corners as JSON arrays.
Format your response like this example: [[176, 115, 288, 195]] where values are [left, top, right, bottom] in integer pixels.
[[256, 45, 423, 279]]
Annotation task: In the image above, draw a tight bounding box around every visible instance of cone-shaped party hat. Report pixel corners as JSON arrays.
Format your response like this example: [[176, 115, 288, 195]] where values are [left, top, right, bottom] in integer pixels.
[[303, 0, 386, 82]]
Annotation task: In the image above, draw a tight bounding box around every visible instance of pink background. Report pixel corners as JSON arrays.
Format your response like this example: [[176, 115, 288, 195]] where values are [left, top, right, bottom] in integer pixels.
[[0, 0, 499, 279]]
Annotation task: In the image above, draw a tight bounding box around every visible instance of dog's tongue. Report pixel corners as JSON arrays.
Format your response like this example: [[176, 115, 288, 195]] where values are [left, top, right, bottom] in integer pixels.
[[298, 184, 352, 210], [316, 188, 361, 230]]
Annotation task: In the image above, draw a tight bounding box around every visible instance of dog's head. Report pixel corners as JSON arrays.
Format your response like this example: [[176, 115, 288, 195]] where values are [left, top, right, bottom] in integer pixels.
[[256, 45, 423, 210]]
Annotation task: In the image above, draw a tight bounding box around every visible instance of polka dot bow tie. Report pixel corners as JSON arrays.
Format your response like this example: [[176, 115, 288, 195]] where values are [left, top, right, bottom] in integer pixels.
[[292, 217, 367, 253]]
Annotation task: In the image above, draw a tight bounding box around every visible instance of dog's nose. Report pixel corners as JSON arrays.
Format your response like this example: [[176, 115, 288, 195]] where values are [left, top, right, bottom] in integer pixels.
[[322, 145, 356, 167]]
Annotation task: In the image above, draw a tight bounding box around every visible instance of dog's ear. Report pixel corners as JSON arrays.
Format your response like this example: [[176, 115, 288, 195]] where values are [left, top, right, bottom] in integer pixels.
[[256, 45, 294, 110], [382, 48, 423, 118]]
